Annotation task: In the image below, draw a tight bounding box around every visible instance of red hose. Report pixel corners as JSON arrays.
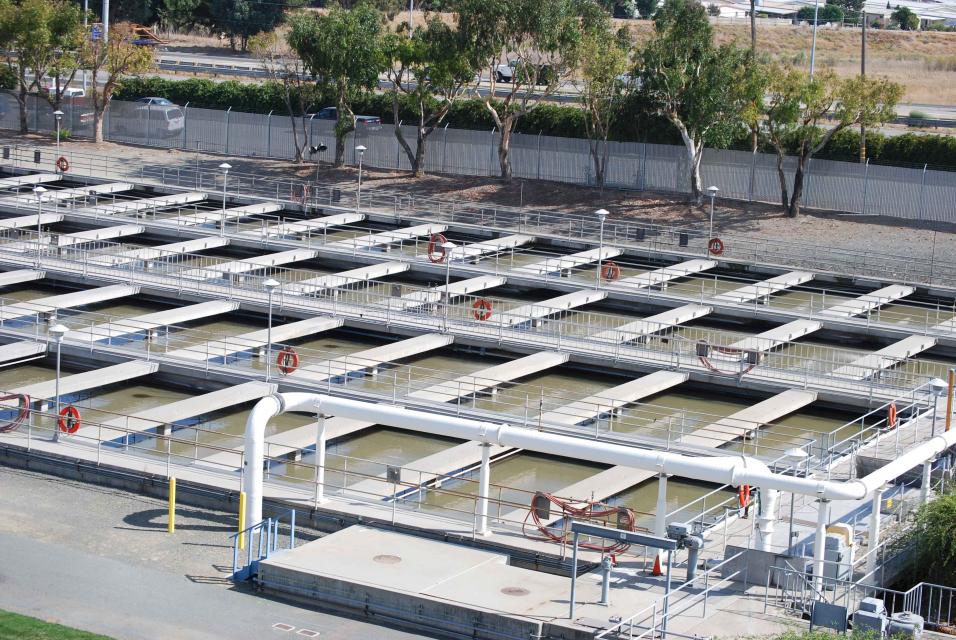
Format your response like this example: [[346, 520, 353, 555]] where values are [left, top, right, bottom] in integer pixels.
[[522, 492, 639, 553], [0, 393, 30, 433]]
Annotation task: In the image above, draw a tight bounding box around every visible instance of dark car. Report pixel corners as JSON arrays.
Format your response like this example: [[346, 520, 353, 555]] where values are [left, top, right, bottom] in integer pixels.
[[312, 107, 382, 131]]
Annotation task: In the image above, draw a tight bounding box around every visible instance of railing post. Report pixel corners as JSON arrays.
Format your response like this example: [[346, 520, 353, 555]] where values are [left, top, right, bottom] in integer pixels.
[[224, 107, 232, 154]]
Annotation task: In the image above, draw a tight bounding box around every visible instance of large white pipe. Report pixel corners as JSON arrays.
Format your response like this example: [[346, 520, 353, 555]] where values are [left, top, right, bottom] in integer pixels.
[[243, 393, 956, 535]]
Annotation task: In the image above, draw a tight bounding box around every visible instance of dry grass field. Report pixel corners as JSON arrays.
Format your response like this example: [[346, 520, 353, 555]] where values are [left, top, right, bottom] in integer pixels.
[[165, 14, 956, 105]]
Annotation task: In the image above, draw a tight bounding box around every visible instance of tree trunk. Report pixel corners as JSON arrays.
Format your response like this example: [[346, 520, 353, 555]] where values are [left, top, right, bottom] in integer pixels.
[[773, 146, 789, 210], [16, 85, 27, 134], [588, 138, 607, 187], [691, 144, 704, 205], [93, 107, 105, 143], [788, 151, 809, 217], [672, 117, 702, 204], [413, 130, 427, 178], [498, 117, 514, 181], [333, 131, 346, 167]]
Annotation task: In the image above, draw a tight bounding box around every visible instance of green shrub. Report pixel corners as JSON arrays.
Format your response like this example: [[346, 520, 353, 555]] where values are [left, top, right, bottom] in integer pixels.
[[893, 486, 956, 588]]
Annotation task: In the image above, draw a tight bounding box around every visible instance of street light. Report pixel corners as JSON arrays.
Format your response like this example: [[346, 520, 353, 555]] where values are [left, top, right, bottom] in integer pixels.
[[440, 241, 456, 331], [33, 186, 46, 268], [930, 377, 949, 436], [809, 0, 820, 77], [783, 446, 810, 550], [263, 278, 281, 381], [53, 110, 64, 162], [594, 209, 609, 289], [49, 323, 68, 442], [706, 185, 719, 241], [355, 145, 367, 215], [218, 162, 231, 237]]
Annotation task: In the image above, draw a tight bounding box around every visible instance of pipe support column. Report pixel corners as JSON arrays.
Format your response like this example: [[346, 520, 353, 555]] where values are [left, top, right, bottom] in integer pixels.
[[477, 442, 492, 536], [756, 488, 779, 552], [812, 498, 830, 595], [921, 459, 934, 505], [315, 414, 327, 504], [866, 488, 884, 579], [654, 473, 669, 538]]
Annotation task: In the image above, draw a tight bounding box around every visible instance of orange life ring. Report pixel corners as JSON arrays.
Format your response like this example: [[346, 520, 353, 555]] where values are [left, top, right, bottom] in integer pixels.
[[738, 484, 750, 509], [887, 402, 898, 429], [602, 261, 621, 281], [57, 404, 81, 434], [276, 346, 299, 375], [56, 156, 69, 172], [472, 298, 493, 321], [708, 237, 724, 256], [427, 233, 448, 264]]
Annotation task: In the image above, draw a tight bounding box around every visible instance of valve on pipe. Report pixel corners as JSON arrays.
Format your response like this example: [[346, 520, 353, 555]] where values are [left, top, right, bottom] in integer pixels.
[[667, 522, 705, 582]]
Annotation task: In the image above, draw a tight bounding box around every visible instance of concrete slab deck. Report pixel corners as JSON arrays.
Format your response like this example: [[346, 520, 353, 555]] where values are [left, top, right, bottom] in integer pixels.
[[617, 259, 718, 291], [714, 271, 815, 305], [328, 224, 447, 251], [181, 249, 318, 280], [73, 191, 206, 217], [77, 300, 240, 342], [54, 224, 146, 247], [393, 275, 507, 311], [831, 335, 938, 380], [0, 213, 64, 229], [0, 174, 60, 189], [501, 290, 607, 327], [0, 284, 139, 321], [172, 202, 283, 227], [10, 360, 159, 402], [287, 261, 410, 296], [290, 334, 454, 384], [820, 284, 915, 319], [75, 380, 276, 442], [513, 247, 623, 277], [90, 237, 231, 267], [0, 269, 44, 287], [0, 341, 46, 365], [0, 182, 134, 206], [730, 318, 822, 352], [166, 316, 344, 362], [240, 212, 364, 238], [593, 304, 712, 343], [445, 234, 534, 262]]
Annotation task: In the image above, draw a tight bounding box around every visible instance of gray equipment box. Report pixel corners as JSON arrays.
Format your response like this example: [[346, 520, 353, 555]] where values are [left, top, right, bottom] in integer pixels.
[[888, 611, 924, 640], [853, 599, 888, 637]]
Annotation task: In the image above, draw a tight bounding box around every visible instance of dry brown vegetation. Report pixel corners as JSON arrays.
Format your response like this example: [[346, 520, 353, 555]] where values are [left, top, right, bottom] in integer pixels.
[[164, 14, 956, 104]]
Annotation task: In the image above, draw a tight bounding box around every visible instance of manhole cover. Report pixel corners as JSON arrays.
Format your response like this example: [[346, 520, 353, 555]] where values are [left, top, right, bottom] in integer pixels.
[[372, 554, 402, 564], [500, 587, 530, 596]]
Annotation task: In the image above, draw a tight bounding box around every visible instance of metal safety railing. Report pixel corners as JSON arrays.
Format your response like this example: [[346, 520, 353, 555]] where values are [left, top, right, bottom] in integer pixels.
[[0, 229, 944, 405], [4, 148, 956, 343], [3, 144, 956, 291], [231, 508, 296, 581]]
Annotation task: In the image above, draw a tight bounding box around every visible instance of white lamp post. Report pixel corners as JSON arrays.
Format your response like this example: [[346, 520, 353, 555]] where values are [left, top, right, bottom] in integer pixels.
[[784, 446, 810, 550], [218, 162, 231, 237], [263, 278, 280, 381], [355, 145, 367, 215], [33, 186, 46, 268], [809, 0, 820, 77], [594, 209, 609, 289], [441, 241, 456, 332], [49, 323, 68, 442], [930, 377, 949, 436], [706, 185, 719, 241], [53, 110, 64, 162]]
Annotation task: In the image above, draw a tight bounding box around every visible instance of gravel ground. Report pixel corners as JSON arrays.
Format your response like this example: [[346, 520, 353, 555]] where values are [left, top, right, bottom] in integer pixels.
[[9, 134, 956, 271]]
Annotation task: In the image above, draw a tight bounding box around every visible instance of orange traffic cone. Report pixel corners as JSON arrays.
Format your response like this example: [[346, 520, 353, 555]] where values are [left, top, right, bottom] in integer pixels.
[[651, 553, 663, 576]]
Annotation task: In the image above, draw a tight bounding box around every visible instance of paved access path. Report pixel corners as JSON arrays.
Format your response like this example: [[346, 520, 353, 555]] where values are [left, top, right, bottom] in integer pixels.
[[0, 467, 431, 640]]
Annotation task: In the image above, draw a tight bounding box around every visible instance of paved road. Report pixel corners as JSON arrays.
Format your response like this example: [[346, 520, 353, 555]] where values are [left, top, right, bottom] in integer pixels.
[[0, 467, 431, 640]]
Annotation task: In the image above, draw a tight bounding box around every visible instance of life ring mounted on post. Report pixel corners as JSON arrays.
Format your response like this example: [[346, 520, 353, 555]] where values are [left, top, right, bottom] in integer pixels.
[[708, 237, 724, 256], [427, 233, 448, 264], [56, 156, 69, 173], [601, 261, 621, 282], [276, 346, 299, 375], [58, 404, 81, 434], [472, 298, 493, 321], [887, 402, 898, 429]]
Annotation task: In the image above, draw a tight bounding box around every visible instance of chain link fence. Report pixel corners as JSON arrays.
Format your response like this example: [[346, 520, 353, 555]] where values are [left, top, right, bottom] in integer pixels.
[[3, 91, 955, 224]]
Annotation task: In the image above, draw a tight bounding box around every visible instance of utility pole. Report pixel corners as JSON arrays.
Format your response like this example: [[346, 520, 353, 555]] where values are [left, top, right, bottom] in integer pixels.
[[860, 13, 867, 162], [102, 0, 109, 44]]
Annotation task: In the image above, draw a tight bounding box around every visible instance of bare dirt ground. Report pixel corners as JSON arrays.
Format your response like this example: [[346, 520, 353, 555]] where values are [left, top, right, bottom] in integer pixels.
[[14, 134, 956, 269]]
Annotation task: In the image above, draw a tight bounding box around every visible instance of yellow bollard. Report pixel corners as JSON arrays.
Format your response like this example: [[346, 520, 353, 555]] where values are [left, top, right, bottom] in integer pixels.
[[167, 477, 176, 534], [946, 369, 955, 432], [238, 491, 246, 550]]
